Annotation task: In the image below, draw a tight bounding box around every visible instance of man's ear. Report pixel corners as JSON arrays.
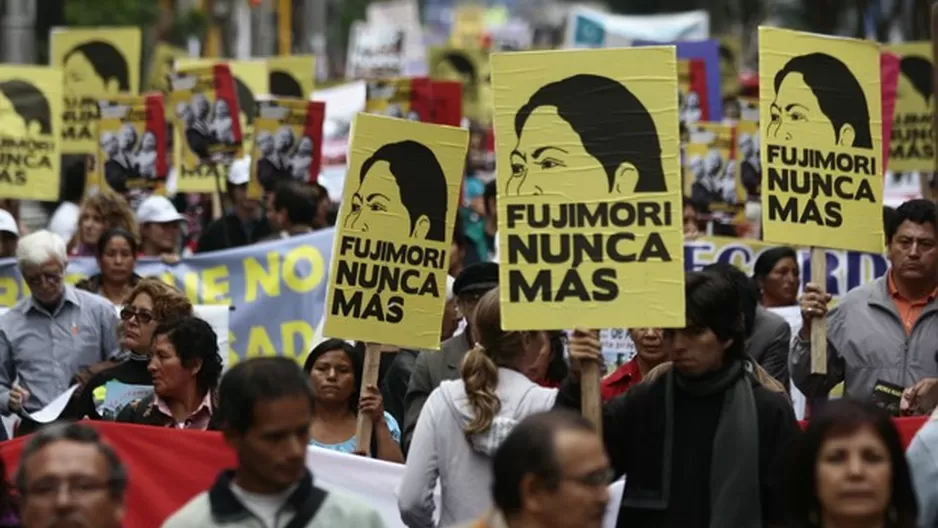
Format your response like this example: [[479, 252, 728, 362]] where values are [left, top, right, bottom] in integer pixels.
[[411, 215, 430, 239], [612, 162, 639, 195], [836, 124, 856, 147]]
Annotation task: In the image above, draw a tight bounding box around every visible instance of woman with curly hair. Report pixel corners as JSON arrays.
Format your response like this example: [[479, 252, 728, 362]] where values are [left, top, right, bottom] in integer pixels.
[[67, 191, 138, 257], [116, 316, 223, 430]]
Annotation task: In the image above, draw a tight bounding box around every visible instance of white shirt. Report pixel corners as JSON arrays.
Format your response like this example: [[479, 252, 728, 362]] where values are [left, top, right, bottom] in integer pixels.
[[47, 202, 80, 242], [229, 482, 298, 528]]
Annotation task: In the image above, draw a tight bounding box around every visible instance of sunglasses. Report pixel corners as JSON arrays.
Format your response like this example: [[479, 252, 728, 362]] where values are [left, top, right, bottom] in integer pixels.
[[119, 307, 155, 325]]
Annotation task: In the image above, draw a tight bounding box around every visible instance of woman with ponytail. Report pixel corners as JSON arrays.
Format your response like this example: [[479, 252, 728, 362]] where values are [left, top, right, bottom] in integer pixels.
[[398, 288, 559, 528]]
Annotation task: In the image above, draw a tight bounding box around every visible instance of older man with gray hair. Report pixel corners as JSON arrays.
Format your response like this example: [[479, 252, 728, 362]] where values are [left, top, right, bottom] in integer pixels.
[[0, 231, 118, 434], [16, 422, 127, 528]]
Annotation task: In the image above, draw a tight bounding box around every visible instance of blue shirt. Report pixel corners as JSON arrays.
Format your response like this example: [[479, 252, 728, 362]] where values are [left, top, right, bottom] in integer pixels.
[[309, 412, 401, 454]]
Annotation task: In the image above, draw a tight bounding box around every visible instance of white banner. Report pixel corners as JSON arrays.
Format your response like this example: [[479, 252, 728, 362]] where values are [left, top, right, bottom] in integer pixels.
[[563, 7, 710, 48]]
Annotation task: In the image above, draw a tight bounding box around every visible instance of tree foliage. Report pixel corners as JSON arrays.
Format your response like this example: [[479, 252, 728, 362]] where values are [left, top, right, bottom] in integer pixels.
[[64, 0, 160, 27]]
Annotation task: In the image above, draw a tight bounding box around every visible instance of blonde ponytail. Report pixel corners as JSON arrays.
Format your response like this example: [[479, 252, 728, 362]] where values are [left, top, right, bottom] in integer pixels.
[[461, 344, 501, 435]]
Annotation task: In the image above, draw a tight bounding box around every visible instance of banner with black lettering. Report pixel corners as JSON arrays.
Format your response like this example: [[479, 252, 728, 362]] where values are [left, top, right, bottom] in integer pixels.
[[365, 78, 433, 121], [885, 42, 932, 172], [50, 27, 142, 154], [175, 59, 268, 193], [248, 97, 325, 197], [324, 113, 467, 350], [168, 64, 243, 193], [759, 27, 883, 254], [0, 66, 62, 200], [267, 55, 316, 99], [92, 93, 168, 198], [492, 47, 685, 330]]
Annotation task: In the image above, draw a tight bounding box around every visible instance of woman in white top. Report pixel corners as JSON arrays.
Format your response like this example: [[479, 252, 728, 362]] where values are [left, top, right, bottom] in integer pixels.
[[398, 288, 558, 528]]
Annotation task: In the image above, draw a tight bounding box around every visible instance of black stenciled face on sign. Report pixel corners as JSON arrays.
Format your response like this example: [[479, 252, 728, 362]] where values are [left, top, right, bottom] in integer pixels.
[[269, 71, 303, 98], [0, 80, 52, 138], [63, 41, 130, 96]]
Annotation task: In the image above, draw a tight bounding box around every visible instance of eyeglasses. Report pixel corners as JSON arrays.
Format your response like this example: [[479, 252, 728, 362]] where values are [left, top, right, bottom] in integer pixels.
[[562, 467, 615, 488], [120, 307, 155, 325], [24, 477, 113, 500], [23, 271, 62, 288]]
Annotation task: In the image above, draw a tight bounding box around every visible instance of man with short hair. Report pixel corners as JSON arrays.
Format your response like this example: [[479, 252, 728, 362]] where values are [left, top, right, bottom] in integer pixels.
[[402, 261, 499, 451], [0, 231, 119, 422], [162, 357, 384, 528], [197, 158, 272, 253], [136, 195, 186, 258], [264, 181, 318, 240], [455, 411, 611, 528], [17, 422, 127, 528]]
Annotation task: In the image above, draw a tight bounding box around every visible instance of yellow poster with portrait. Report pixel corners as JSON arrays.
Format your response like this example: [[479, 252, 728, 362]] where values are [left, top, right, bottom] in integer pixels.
[[735, 119, 761, 201], [267, 55, 315, 99], [428, 47, 491, 125], [323, 113, 467, 350], [885, 42, 932, 172], [718, 35, 742, 98], [146, 43, 187, 94], [759, 27, 883, 254], [50, 27, 142, 154], [0, 66, 63, 200], [451, 5, 486, 49], [684, 122, 742, 218], [492, 47, 685, 330]]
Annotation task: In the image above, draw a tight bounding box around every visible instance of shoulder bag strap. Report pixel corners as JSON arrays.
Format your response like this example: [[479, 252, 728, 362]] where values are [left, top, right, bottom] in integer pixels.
[[283, 486, 329, 528]]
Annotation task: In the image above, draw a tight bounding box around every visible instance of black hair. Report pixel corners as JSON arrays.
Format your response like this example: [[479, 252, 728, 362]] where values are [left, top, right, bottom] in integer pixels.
[[483, 179, 497, 215], [514, 74, 667, 193], [302, 339, 365, 413], [683, 271, 745, 359], [269, 71, 304, 98], [773, 53, 872, 149], [61, 154, 88, 203], [151, 317, 223, 396], [63, 41, 130, 92], [273, 180, 317, 227], [785, 399, 917, 528], [492, 410, 595, 515], [544, 331, 569, 384], [219, 357, 315, 433], [16, 422, 127, 499], [702, 262, 759, 337], [752, 246, 799, 283], [440, 51, 478, 85], [0, 80, 52, 134], [888, 199, 937, 244], [95, 227, 138, 259], [234, 77, 254, 125], [359, 140, 450, 241], [899, 56, 932, 103], [883, 205, 899, 245]]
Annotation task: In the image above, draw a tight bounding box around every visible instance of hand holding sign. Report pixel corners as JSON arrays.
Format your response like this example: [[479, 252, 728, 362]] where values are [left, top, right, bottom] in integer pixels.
[[570, 328, 603, 435], [798, 282, 831, 339]]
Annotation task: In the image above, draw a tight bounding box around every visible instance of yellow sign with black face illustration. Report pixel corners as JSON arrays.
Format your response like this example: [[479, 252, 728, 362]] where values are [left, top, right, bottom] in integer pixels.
[[492, 47, 685, 331], [759, 27, 883, 254], [324, 113, 468, 350], [0, 66, 63, 200], [267, 55, 315, 99], [885, 42, 932, 172], [50, 27, 142, 154]]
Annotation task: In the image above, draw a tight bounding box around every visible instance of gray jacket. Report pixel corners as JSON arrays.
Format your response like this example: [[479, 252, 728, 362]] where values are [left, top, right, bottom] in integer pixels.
[[791, 275, 938, 399], [746, 306, 791, 388], [907, 416, 938, 528]]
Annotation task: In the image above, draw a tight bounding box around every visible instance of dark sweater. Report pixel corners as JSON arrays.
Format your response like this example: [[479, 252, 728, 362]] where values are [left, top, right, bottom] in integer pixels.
[[70, 357, 152, 420], [554, 372, 800, 528]]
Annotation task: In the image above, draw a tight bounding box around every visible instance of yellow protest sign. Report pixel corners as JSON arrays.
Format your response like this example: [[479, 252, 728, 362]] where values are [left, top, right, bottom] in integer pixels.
[[759, 27, 883, 254], [93, 93, 168, 198], [736, 119, 761, 201], [267, 55, 315, 99], [324, 113, 467, 350], [718, 36, 742, 98], [428, 47, 491, 125], [451, 5, 486, 48], [168, 64, 243, 193], [492, 47, 685, 330], [885, 42, 932, 172], [50, 27, 142, 154], [146, 43, 187, 94], [248, 97, 325, 198], [685, 122, 742, 219], [0, 66, 62, 200]]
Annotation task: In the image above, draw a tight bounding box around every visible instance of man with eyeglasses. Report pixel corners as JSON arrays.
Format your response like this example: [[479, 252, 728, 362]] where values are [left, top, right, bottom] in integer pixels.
[[16, 422, 127, 528], [454, 410, 611, 528], [0, 231, 118, 435]]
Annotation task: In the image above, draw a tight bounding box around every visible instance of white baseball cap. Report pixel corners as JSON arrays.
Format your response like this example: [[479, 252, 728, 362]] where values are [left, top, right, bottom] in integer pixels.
[[136, 195, 185, 224], [0, 210, 18, 237], [228, 156, 251, 186]]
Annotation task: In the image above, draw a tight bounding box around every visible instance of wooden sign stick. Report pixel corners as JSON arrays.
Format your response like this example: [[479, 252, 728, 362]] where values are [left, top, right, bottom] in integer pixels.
[[810, 247, 828, 374], [929, 2, 938, 201], [354, 343, 398, 454], [579, 329, 603, 436]]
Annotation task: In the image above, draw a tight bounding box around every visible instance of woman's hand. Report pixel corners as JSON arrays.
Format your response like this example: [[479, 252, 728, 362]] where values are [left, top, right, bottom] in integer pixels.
[[568, 328, 602, 376], [358, 384, 385, 424]]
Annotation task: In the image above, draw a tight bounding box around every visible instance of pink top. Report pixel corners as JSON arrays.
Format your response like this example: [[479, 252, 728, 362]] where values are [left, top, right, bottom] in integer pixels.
[[152, 391, 214, 431]]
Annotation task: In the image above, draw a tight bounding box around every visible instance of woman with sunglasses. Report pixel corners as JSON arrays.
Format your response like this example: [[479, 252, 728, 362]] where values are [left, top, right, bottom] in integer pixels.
[[75, 228, 141, 306], [67, 278, 193, 420]]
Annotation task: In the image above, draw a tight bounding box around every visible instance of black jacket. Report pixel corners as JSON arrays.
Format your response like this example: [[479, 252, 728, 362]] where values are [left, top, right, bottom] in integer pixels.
[[196, 214, 271, 253], [381, 349, 419, 427]]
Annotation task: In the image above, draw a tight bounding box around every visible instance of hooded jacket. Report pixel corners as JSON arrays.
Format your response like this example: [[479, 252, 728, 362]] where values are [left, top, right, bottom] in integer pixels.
[[398, 368, 557, 528]]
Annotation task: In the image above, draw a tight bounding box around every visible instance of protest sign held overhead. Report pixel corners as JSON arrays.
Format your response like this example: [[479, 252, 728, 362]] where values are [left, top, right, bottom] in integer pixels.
[[685, 122, 740, 220], [93, 93, 168, 197], [679, 59, 708, 129], [492, 47, 685, 331], [428, 47, 491, 125], [885, 42, 932, 172], [759, 27, 883, 254], [249, 97, 325, 198], [0, 66, 62, 200], [736, 120, 761, 200], [324, 113, 467, 350], [346, 23, 405, 79], [268, 55, 315, 99], [365, 77, 432, 121], [168, 64, 242, 193], [50, 27, 141, 154], [146, 43, 187, 94]]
